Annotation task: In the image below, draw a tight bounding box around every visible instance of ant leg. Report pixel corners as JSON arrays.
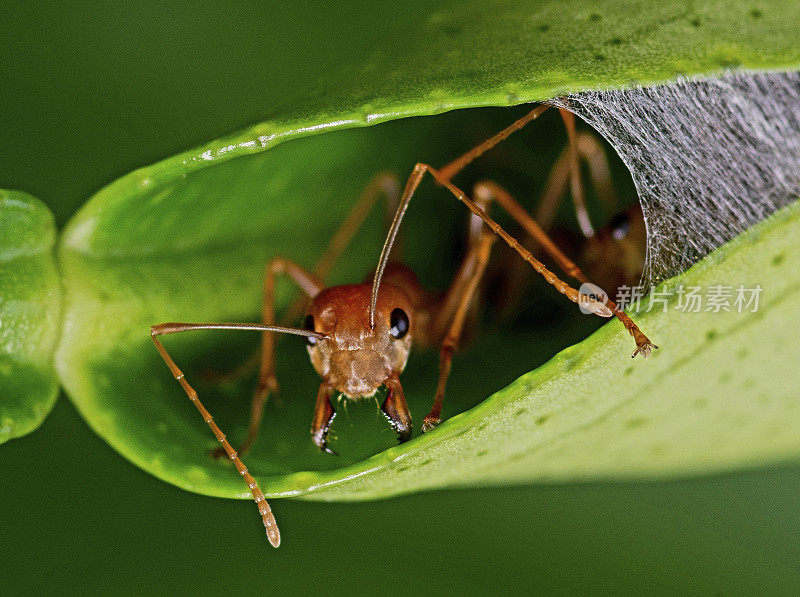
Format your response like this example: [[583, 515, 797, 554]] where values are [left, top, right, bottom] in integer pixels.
[[559, 108, 594, 238], [473, 180, 656, 358], [310, 382, 336, 454], [490, 144, 574, 321], [574, 131, 617, 218], [433, 186, 495, 337], [211, 258, 323, 459], [534, 130, 617, 232], [383, 374, 413, 442], [315, 171, 403, 281], [423, 230, 496, 431], [201, 351, 260, 385], [150, 321, 322, 548]]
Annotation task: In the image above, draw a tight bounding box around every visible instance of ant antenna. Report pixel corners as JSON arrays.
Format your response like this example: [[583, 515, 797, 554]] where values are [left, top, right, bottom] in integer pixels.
[[151, 322, 326, 339], [369, 177, 414, 328], [150, 320, 328, 547]]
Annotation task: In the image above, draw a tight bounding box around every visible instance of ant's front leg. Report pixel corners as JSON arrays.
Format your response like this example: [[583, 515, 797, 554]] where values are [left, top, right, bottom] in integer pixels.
[[382, 374, 412, 443], [311, 382, 337, 454]]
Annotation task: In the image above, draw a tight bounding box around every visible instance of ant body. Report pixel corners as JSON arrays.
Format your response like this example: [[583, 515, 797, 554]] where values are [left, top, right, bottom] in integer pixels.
[[151, 104, 656, 546]]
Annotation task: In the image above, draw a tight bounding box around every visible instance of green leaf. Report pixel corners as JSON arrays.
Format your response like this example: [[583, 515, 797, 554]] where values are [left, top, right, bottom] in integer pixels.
[[0, 191, 61, 444], [54, 0, 800, 500], [287, 0, 800, 129]]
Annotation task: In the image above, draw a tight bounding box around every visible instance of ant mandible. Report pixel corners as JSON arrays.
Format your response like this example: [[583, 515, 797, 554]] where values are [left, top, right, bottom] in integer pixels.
[[151, 104, 657, 546]]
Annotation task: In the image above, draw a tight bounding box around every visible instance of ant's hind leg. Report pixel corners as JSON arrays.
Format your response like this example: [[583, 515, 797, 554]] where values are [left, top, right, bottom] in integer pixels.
[[200, 351, 260, 385], [534, 127, 618, 233], [390, 162, 613, 318], [498, 124, 619, 320], [438, 104, 551, 181], [559, 108, 594, 238], [313, 171, 403, 280], [282, 171, 402, 324]]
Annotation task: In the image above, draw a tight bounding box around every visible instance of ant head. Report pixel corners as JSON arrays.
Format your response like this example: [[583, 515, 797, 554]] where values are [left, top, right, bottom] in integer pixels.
[[303, 283, 413, 398]]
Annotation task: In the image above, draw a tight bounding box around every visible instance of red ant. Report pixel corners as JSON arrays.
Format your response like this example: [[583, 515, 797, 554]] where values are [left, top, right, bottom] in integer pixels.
[[151, 104, 656, 547], [492, 108, 647, 316]]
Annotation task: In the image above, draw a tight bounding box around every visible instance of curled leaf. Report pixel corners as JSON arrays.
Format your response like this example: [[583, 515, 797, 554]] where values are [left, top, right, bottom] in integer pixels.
[[54, 0, 800, 499]]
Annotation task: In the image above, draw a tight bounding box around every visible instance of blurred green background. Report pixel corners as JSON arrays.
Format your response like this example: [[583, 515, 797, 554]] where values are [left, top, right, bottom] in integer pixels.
[[2, 2, 799, 594]]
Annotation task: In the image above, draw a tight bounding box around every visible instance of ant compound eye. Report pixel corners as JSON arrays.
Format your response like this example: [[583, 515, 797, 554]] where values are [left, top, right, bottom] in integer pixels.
[[303, 314, 317, 346], [389, 308, 409, 339]]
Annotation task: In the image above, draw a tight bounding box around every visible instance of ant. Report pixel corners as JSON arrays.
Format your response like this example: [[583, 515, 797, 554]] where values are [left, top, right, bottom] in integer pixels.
[[491, 108, 647, 317], [151, 103, 657, 547]]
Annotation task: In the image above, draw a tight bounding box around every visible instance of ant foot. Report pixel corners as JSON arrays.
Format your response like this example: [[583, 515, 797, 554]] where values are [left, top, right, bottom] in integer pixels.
[[632, 339, 658, 358], [421, 415, 442, 433]]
